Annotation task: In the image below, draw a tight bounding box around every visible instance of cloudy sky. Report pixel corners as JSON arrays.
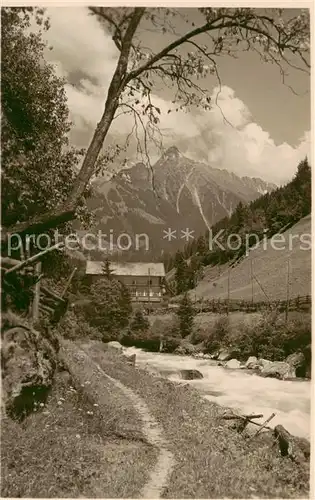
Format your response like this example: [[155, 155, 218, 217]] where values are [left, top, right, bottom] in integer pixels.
[[39, 7, 310, 185]]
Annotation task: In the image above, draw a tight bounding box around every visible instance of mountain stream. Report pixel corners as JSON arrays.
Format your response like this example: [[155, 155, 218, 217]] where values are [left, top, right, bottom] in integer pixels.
[[124, 347, 311, 439]]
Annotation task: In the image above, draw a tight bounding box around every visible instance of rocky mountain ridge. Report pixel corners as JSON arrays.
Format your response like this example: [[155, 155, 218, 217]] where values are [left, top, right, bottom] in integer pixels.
[[86, 146, 276, 258]]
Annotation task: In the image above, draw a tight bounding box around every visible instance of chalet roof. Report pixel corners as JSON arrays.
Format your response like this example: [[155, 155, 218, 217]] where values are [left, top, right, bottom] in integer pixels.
[[86, 261, 165, 277]]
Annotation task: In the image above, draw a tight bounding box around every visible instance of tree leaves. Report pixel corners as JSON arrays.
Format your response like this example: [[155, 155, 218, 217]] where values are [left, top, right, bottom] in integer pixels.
[[1, 7, 89, 228], [3, 7, 310, 240], [85, 277, 132, 336], [176, 293, 195, 338], [170, 158, 311, 275]]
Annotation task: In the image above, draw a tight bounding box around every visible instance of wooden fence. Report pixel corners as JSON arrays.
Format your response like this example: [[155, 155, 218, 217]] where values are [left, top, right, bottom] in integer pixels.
[[1, 251, 71, 324], [38, 285, 69, 323], [191, 295, 311, 314]]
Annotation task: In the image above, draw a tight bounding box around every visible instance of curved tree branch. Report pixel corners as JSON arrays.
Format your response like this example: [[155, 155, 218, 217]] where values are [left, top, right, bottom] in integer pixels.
[[3, 7, 310, 243]]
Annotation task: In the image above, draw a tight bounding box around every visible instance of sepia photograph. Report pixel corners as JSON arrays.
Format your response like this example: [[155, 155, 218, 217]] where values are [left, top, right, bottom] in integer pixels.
[[1, 2, 312, 498]]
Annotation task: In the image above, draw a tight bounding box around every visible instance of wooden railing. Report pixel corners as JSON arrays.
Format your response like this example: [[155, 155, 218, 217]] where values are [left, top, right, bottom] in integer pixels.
[[191, 295, 311, 314], [2, 253, 70, 324]]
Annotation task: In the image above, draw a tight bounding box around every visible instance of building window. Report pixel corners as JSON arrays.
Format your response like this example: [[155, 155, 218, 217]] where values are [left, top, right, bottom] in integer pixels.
[[143, 291, 147, 296], [148, 279, 152, 285], [149, 290, 153, 297], [132, 280, 137, 285]]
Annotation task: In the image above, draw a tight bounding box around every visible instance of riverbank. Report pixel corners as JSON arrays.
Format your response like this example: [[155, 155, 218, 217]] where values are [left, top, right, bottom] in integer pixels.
[[124, 346, 311, 439], [1, 352, 156, 498], [80, 340, 310, 498], [132, 310, 312, 380], [1, 338, 310, 498]]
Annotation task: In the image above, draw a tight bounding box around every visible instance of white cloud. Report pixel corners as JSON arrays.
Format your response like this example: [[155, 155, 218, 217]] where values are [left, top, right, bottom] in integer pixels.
[[193, 87, 311, 184], [43, 7, 118, 84], [156, 86, 310, 185], [41, 8, 310, 185], [40, 6, 119, 145]]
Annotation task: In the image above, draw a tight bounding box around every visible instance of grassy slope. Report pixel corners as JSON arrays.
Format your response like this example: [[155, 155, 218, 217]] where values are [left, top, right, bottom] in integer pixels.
[[189, 215, 311, 301], [1, 357, 157, 498], [2, 340, 310, 498]]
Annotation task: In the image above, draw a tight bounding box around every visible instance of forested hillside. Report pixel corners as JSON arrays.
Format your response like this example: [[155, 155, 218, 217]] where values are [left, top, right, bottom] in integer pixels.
[[166, 158, 311, 295]]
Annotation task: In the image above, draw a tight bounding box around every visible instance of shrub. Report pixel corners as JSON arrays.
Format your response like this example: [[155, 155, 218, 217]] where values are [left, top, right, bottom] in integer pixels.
[[120, 314, 181, 353], [129, 310, 149, 334], [54, 310, 102, 341], [235, 312, 311, 362], [203, 315, 230, 353], [150, 316, 180, 338], [82, 278, 132, 340]]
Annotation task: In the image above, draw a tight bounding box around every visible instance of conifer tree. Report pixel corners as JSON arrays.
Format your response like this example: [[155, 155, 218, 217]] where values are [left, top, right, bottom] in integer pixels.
[[119, 282, 133, 326], [176, 293, 195, 338], [174, 251, 189, 295], [102, 258, 113, 280], [130, 309, 149, 333], [196, 235, 207, 256], [86, 278, 132, 339]]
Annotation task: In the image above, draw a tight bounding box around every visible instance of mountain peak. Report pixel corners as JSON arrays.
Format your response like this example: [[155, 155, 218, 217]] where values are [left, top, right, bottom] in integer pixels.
[[134, 161, 146, 168], [163, 145, 181, 160]]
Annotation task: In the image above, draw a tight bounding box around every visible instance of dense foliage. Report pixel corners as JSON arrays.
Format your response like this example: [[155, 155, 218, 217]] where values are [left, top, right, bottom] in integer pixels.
[[176, 293, 195, 338], [202, 316, 230, 353], [1, 8, 90, 228], [2, 7, 309, 240], [1, 6, 95, 299], [234, 314, 311, 366], [166, 158, 311, 294], [128, 310, 149, 334], [82, 278, 132, 340], [199, 312, 311, 376]]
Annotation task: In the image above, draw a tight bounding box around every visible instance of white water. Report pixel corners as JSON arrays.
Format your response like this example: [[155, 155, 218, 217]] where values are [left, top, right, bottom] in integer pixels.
[[125, 347, 311, 440]]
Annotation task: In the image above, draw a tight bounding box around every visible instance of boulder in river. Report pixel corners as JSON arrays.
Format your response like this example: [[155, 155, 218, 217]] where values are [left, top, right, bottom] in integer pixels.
[[225, 359, 241, 369], [218, 348, 240, 362], [179, 369, 203, 380], [106, 341, 123, 354], [260, 361, 296, 380], [285, 352, 306, 377], [257, 358, 272, 369], [203, 353, 213, 360], [124, 353, 136, 365], [193, 352, 204, 359], [210, 350, 220, 360], [245, 356, 258, 369]]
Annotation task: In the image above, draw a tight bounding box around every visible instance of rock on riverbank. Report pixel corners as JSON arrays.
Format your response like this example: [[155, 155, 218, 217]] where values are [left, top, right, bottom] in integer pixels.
[[79, 340, 310, 499], [192, 346, 310, 381]]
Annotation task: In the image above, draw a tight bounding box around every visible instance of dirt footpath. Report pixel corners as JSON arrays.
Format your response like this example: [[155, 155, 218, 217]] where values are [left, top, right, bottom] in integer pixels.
[[77, 340, 310, 499], [59, 339, 160, 498]]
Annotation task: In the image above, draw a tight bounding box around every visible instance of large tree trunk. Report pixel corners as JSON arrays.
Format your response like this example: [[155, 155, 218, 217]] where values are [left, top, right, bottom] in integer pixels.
[[67, 98, 119, 206], [1, 206, 75, 247], [2, 100, 118, 245]]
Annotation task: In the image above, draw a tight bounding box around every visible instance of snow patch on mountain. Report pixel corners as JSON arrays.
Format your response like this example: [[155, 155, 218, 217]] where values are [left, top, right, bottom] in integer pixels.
[[193, 187, 211, 231]]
